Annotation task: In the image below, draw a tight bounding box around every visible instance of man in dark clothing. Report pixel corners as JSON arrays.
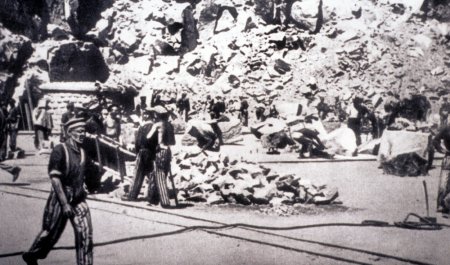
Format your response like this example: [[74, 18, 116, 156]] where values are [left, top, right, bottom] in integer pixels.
[[439, 97, 450, 127], [433, 125, 450, 214], [210, 96, 226, 145], [177, 92, 191, 121], [151, 91, 163, 107], [123, 110, 156, 201], [0, 101, 8, 160], [60, 102, 75, 142], [0, 100, 21, 180], [135, 96, 148, 117], [211, 96, 226, 119], [239, 99, 249, 126], [316, 97, 331, 120], [293, 128, 332, 159], [23, 117, 94, 265], [347, 97, 372, 146], [6, 99, 20, 152]]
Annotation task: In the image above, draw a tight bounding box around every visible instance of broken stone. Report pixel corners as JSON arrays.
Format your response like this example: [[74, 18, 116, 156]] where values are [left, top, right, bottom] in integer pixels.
[[431, 66, 445, 76], [125, 56, 152, 75], [214, 7, 237, 33], [413, 34, 432, 50], [207, 192, 225, 204], [290, 0, 323, 33], [273, 59, 291, 74], [406, 47, 424, 58]]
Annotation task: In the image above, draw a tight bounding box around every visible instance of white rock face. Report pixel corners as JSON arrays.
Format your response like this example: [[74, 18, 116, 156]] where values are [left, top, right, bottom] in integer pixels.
[[291, 0, 322, 32]]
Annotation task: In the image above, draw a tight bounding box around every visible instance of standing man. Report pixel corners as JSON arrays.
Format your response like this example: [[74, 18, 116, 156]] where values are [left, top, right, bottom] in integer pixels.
[[208, 96, 226, 146], [23, 117, 93, 265], [347, 97, 371, 146], [122, 109, 156, 201], [176, 92, 191, 122], [0, 101, 20, 181], [104, 104, 121, 142], [239, 99, 249, 126], [6, 99, 20, 153], [0, 100, 8, 160], [439, 97, 450, 127], [433, 125, 450, 214], [33, 98, 53, 150], [60, 102, 75, 142], [146, 106, 176, 207]]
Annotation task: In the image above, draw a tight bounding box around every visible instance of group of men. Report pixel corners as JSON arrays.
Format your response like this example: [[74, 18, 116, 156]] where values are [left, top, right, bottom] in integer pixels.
[[15, 87, 450, 265]]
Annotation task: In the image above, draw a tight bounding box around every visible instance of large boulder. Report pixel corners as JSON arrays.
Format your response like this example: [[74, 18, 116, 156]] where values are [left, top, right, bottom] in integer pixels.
[[180, 5, 199, 54], [0, 26, 33, 74], [49, 42, 109, 82], [290, 0, 323, 33]]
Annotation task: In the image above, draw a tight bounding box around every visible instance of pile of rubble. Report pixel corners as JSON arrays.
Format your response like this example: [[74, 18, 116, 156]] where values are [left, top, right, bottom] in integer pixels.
[[170, 150, 339, 206], [101, 148, 339, 207]]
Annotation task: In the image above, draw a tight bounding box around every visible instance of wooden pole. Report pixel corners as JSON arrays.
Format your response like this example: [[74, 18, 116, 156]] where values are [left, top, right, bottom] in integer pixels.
[[95, 136, 103, 170], [115, 146, 125, 182]]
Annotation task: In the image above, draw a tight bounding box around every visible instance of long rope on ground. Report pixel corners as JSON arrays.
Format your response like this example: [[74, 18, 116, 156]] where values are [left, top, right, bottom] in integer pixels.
[[0, 188, 445, 265]]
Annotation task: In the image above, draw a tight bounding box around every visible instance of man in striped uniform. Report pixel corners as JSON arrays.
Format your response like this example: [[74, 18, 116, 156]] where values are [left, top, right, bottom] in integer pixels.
[[122, 109, 156, 201], [23, 117, 93, 265], [146, 106, 176, 207]]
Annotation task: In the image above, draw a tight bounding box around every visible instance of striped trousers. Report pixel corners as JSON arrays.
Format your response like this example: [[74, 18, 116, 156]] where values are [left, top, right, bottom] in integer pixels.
[[25, 190, 93, 265], [127, 149, 154, 200], [148, 148, 171, 207]]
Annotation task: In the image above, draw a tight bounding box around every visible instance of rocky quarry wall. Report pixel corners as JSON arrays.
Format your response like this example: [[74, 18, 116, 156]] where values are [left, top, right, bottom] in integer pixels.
[[0, 0, 449, 208], [0, 0, 448, 110]]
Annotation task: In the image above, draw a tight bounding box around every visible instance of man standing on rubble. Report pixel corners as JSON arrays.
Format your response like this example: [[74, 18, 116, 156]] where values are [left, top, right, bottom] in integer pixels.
[[122, 109, 156, 201], [439, 97, 450, 127], [23, 117, 93, 265], [146, 106, 176, 207], [177, 92, 191, 122]]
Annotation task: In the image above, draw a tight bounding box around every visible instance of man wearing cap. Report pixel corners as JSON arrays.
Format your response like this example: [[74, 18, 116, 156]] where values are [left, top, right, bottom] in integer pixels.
[[122, 109, 156, 201], [23, 117, 93, 265], [439, 97, 450, 127], [146, 106, 176, 207]]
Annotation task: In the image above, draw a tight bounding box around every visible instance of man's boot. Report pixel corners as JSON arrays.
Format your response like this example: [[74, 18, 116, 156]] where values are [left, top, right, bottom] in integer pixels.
[[22, 252, 38, 265]]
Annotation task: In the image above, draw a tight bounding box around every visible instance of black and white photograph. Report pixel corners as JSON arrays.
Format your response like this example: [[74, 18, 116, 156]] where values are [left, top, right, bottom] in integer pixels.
[[1, 0, 450, 264]]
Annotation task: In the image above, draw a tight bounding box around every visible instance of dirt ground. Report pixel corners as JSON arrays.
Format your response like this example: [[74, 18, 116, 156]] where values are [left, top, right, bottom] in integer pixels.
[[1, 133, 449, 265]]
